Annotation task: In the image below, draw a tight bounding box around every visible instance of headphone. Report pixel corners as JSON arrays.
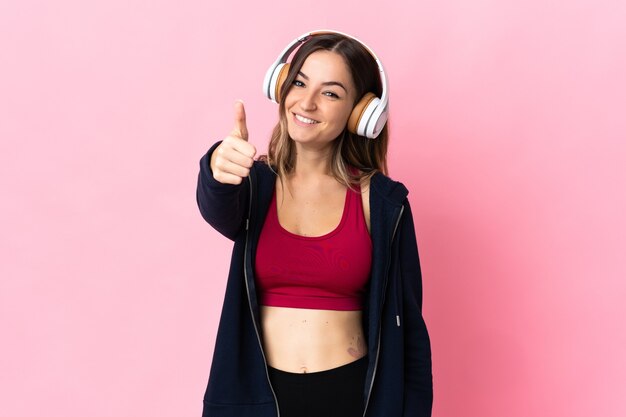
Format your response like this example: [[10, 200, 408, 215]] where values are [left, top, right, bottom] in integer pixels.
[[262, 30, 389, 139]]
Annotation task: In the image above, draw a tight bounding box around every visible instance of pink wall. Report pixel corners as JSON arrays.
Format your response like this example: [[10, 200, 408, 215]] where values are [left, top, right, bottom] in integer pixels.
[[1, 1, 624, 416]]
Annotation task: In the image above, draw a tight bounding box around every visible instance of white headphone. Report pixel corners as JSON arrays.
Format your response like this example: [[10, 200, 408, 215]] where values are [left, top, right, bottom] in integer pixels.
[[262, 30, 389, 139]]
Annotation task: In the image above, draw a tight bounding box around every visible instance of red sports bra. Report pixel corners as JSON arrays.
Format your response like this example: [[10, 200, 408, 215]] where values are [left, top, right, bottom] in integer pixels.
[[254, 175, 372, 311]]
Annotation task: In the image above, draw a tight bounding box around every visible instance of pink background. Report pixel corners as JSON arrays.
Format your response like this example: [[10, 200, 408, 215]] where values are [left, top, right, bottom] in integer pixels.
[[1, 1, 625, 416]]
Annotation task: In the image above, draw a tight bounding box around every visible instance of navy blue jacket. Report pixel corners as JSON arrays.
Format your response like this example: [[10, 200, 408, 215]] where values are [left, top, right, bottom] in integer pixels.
[[196, 140, 433, 417]]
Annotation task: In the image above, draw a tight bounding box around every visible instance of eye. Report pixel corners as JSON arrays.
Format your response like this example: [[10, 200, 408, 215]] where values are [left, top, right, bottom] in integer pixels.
[[293, 79, 305, 87], [323, 91, 340, 99]]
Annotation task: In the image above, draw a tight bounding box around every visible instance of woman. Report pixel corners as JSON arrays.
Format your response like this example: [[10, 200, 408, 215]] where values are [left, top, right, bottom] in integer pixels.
[[196, 30, 432, 417]]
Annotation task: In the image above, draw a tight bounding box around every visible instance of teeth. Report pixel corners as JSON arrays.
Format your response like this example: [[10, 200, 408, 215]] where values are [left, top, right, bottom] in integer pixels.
[[295, 114, 318, 124]]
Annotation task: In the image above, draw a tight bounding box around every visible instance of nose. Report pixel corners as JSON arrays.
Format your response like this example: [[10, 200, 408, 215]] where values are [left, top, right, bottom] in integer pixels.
[[299, 89, 317, 112]]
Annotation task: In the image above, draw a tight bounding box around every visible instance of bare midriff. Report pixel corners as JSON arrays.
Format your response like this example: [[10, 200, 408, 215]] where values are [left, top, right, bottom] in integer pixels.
[[260, 305, 368, 374]]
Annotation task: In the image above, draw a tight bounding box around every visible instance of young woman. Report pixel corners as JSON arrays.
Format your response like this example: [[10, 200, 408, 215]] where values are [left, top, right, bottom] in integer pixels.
[[196, 30, 432, 417]]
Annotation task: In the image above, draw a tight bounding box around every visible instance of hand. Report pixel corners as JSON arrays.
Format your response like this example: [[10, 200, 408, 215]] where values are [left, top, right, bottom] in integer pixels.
[[210, 100, 257, 185]]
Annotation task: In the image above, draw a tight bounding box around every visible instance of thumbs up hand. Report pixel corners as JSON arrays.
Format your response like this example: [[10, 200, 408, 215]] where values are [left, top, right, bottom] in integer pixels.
[[210, 100, 257, 185]]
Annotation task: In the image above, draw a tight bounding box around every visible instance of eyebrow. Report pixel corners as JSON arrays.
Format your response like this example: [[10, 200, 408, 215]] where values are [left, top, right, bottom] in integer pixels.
[[298, 71, 347, 93]]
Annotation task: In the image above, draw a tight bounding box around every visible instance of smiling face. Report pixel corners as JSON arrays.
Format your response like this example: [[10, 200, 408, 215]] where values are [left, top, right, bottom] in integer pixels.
[[284, 50, 357, 149]]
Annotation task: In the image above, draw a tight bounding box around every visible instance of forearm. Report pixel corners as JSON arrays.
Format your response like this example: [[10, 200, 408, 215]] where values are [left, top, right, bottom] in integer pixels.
[[196, 140, 249, 240]]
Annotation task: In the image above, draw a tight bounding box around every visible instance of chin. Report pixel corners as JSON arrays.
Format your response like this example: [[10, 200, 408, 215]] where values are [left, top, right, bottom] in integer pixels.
[[286, 124, 314, 143], [288, 130, 323, 145]]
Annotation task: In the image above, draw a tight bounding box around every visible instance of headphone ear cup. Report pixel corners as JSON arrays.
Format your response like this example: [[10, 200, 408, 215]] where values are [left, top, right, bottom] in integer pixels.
[[276, 63, 289, 102], [347, 92, 377, 136], [265, 63, 291, 103], [272, 63, 290, 103]]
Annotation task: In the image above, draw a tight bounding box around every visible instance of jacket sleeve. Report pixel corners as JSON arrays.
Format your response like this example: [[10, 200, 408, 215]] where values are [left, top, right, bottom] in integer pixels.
[[400, 199, 433, 416], [196, 140, 250, 241]]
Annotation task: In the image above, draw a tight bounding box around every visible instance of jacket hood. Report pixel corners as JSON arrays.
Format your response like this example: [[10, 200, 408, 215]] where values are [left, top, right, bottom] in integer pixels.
[[371, 171, 409, 206]]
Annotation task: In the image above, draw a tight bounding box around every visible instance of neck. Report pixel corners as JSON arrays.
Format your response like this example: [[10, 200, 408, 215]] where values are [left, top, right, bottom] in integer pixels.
[[291, 142, 334, 179]]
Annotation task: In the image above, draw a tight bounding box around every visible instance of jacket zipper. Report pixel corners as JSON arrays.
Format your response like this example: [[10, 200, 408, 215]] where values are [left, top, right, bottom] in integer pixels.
[[362, 204, 405, 416], [242, 172, 281, 417]]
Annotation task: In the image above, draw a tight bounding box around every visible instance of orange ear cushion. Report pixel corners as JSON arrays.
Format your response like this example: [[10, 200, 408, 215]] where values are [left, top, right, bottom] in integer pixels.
[[274, 63, 291, 103], [347, 92, 376, 134]]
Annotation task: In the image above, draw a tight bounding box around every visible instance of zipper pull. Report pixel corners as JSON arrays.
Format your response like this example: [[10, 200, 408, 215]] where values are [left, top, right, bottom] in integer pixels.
[[245, 218, 250, 230], [396, 315, 401, 327]]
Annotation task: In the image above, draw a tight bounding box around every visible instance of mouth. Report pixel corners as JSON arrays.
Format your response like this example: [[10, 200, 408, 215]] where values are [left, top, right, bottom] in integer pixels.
[[292, 112, 320, 125]]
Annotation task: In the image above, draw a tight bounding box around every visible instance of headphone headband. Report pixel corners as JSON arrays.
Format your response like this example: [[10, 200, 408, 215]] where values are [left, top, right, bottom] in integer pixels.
[[262, 29, 389, 139]]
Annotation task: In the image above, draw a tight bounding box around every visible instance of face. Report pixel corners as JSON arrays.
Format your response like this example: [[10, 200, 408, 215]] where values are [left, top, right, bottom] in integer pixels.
[[284, 50, 357, 149]]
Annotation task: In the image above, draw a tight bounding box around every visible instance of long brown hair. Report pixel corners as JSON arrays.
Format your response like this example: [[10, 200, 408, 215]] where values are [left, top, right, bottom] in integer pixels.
[[258, 33, 389, 192]]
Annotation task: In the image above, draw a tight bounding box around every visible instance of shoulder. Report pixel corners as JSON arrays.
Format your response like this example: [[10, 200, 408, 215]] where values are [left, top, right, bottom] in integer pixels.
[[251, 158, 278, 180], [249, 158, 279, 199], [358, 170, 413, 235], [252, 158, 273, 171], [370, 171, 409, 205]]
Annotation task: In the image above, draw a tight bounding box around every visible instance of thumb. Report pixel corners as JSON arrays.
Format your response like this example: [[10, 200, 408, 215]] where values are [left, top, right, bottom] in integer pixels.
[[232, 100, 249, 141]]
